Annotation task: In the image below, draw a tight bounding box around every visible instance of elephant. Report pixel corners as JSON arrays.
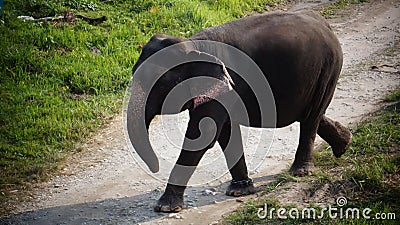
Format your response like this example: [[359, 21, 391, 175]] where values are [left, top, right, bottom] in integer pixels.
[[126, 10, 352, 213]]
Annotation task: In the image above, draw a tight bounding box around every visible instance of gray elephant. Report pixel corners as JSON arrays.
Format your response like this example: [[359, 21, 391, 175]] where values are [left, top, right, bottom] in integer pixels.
[[127, 10, 352, 212]]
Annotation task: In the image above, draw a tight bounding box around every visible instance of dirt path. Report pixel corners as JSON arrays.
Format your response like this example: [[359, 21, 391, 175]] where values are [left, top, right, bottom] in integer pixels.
[[2, 0, 399, 224]]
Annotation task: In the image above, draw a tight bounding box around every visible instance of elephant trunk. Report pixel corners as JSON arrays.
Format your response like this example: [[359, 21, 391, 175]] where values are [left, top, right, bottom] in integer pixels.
[[127, 82, 159, 173]]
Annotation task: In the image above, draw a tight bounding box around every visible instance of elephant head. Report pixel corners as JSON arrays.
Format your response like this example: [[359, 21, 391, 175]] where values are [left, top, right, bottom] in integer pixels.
[[127, 34, 234, 173]]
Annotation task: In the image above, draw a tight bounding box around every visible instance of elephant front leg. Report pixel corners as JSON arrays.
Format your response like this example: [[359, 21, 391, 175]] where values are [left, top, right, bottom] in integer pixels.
[[290, 118, 321, 176], [154, 183, 185, 212], [155, 103, 227, 212], [218, 122, 255, 196], [154, 149, 206, 212]]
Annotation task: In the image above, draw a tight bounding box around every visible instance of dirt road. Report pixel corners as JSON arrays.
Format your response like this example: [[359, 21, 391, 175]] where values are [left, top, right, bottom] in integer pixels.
[[1, 0, 399, 224]]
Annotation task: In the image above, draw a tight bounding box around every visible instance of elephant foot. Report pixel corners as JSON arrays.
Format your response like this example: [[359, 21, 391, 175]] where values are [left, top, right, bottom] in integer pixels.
[[154, 185, 184, 213], [226, 178, 256, 197], [289, 161, 315, 176], [318, 116, 353, 158], [332, 129, 352, 158]]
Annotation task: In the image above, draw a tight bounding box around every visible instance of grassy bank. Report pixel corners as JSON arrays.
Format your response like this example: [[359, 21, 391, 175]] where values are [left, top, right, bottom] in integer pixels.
[[0, 0, 287, 214], [224, 91, 400, 224]]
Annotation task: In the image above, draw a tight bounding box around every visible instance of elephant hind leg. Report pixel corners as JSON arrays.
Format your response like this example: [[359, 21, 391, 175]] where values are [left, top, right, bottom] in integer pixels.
[[289, 118, 320, 176], [317, 115, 352, 158]]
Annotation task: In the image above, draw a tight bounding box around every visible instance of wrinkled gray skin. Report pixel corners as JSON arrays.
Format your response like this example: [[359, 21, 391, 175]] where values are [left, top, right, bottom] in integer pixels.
[[127, 10, 352, 212]]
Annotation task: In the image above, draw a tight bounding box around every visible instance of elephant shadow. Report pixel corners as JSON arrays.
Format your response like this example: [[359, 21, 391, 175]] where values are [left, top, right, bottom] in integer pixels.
[[0, 173, 278, 224]]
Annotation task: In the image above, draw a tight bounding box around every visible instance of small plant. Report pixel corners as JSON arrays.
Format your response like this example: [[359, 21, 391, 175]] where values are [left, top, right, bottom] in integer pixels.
[[62, 0, 98, 11], [384, 90, 400, 102]]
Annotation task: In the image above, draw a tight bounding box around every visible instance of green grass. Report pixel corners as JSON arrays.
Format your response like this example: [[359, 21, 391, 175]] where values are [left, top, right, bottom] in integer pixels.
[[0, 0, 287, 214], [225, 96, 400, 224]]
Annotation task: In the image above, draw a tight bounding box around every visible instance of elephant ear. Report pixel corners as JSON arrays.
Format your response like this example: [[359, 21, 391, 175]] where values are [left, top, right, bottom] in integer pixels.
[[186, 50, 235, 109]]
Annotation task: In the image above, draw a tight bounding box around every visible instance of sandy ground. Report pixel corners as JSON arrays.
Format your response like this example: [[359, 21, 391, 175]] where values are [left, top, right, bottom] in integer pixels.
[[1, 0, 399, 224]]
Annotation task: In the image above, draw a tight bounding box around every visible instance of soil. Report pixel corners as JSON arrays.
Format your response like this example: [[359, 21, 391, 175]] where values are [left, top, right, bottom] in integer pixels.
[[1, 0, 399, 224]]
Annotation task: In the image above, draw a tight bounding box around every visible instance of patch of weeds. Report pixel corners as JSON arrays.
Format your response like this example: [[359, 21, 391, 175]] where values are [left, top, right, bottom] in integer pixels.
[[382, 41, 399, 57], [312, 144, 346, 184], [279, 171, 304, 183], [62, 0, 99, 11], [262, 172, 299, 193], [129, 0, 176, 14], [224, 198, 281, 225], [314, 145, 341, 168], [343, 103, 399, 193], [224, 197, 332, 224], [8, 0, 57, 18], [384, 90, 400, 102], [319, 0, 368, 18], [349, 109, 399, 156]]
